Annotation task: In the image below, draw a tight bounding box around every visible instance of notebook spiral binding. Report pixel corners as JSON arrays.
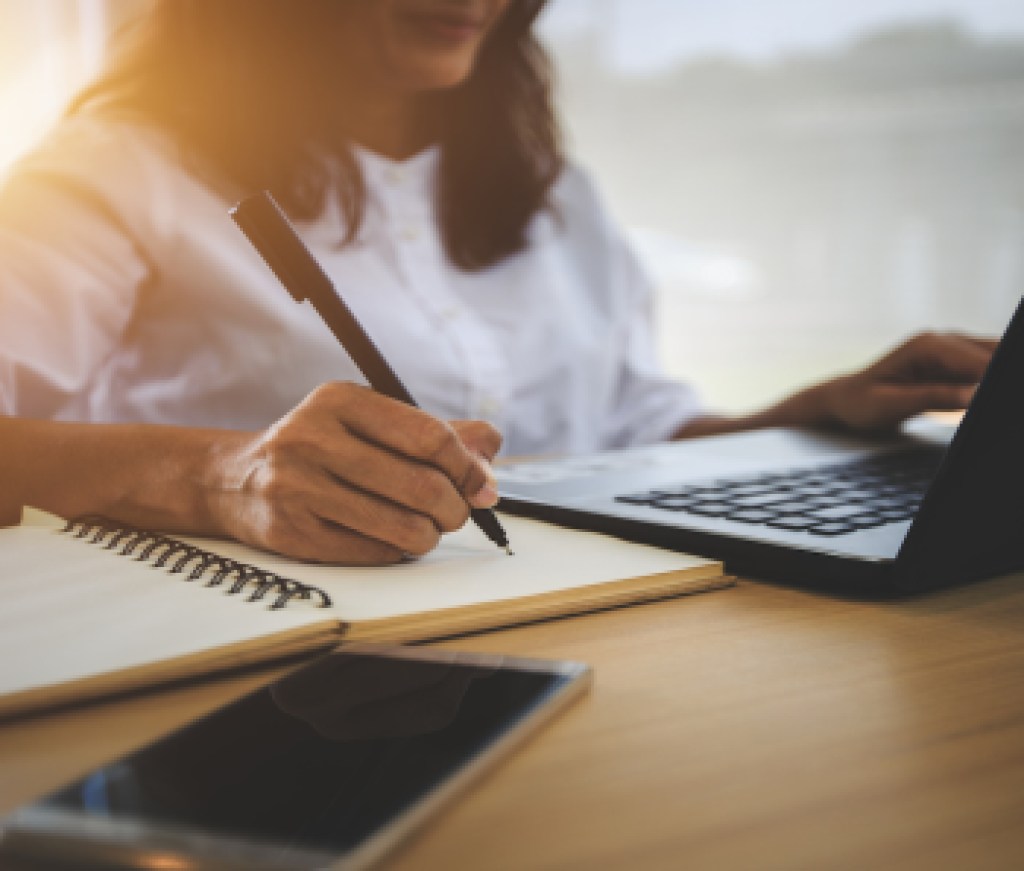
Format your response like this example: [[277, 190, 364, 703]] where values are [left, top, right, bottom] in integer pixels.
[[63, 517, 332, 610]]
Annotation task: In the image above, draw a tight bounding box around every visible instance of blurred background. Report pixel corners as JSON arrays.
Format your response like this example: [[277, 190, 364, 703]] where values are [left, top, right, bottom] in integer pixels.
[[2, 0, 1023, 412]]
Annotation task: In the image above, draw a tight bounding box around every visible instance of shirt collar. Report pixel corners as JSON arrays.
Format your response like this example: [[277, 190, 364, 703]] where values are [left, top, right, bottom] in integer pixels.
[[352, 143, 440, 204]]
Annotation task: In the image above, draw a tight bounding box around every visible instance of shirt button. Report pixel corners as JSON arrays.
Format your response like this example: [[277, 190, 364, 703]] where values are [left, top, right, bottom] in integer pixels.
[[385, 166, 404, 184], [478, 396, 501, 416], [440, 306, 460, 322], [401, 225, 420, 242]]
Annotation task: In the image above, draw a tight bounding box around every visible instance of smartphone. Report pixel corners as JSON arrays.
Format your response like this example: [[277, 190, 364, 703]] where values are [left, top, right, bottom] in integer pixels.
[[0, 645, 591, 870]]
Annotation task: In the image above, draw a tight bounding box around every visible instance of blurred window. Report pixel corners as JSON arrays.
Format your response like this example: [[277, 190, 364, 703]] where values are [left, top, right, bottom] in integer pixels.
[[0, 0, 127, 169], [539, 0, 1024, 409]]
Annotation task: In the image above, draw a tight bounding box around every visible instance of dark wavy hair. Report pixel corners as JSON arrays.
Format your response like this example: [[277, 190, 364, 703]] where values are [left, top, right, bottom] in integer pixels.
[[69, 0, 562, 270]]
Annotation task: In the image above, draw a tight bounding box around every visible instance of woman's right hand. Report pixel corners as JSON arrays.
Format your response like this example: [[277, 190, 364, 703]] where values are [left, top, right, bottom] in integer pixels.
[[204, 382, 502, 564]]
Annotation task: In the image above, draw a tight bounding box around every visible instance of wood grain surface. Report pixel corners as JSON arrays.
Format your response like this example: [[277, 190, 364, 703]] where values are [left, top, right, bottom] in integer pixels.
[[2, 573, 1023, 871]]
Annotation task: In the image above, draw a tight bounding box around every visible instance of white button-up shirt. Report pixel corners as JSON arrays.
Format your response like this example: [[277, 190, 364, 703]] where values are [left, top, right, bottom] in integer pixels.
[[0, 117, 700, 457]]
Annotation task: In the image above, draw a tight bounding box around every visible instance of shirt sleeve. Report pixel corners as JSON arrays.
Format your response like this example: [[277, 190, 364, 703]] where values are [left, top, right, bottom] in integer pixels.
[[598, 232, 704, 449], [0, 122, 151, 418]]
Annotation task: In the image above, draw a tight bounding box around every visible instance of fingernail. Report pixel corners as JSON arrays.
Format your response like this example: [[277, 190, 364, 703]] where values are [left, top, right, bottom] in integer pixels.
[[471, 482, 499, 509], [472, 458, 499, 507]]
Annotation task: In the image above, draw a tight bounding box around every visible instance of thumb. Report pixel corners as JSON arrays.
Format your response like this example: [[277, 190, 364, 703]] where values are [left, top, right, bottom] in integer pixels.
[[450, 419, 502, 462], [450, 420, 503, 509], [467, 455, 499, 509]]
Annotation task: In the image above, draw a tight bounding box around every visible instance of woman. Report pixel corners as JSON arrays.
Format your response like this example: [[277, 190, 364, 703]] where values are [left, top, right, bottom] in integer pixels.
[[0, 0, 993, 564]]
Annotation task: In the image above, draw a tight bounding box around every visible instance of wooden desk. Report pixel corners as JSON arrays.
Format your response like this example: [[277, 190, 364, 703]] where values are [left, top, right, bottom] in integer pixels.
[[2, 575, 1023, 870]]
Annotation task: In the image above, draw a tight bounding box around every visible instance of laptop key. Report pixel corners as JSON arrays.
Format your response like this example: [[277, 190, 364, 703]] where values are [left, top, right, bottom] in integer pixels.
[[827, 487, 879, 502], [725, 484, 778, 498], [766, 515, 820, 531], [680, 501, 735, 517], [845, 512, 889, 528], [873, 496, 910, 510], [789, 484, 843, 497], [615, 494, 656, 505], [808, 504, 875, 521], [768, 499, 817, 514], [648, 496, 698, 510], [806, 521, 858, 536], [879, 508, 915, 521], [803, 495, 848, 509], [722, 508, 777, 523], [730, 492, 791, 508]]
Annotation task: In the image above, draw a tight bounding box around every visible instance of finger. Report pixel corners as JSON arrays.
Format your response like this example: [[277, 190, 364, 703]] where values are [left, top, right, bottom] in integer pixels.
[[301, 522, 406, 565], [310, 436, 472, 532], [450, 420, 503, 461], [931, 333, 996, 380], [305, 383, 493, 503], [465, 460, 499, 509], [304, 476, 445, 557], [450, 421, 502, 508], [962, 335, 999, 353], [239, 451, 445, 560], [870, 383, 974, 426], [884, 332, 993, 384], [255, 507, 406, 565]]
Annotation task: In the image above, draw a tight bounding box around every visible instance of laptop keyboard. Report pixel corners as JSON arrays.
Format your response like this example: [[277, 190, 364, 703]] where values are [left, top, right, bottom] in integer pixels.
[[614, 448, 943, 537]]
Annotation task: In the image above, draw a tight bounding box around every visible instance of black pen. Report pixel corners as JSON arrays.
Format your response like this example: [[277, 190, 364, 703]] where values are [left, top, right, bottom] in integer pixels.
[[230, 190, 513, 555]]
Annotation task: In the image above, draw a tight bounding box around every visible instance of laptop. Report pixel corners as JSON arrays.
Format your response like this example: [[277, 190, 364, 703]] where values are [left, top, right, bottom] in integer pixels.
[[496, 296, 1024, 595]]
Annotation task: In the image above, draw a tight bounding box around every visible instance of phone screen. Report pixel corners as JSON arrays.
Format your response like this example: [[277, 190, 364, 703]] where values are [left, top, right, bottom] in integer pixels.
[[24, 650, 579, 863]]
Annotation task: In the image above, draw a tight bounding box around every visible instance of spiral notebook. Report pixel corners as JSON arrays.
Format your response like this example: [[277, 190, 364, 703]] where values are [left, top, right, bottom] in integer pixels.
[[0, 509, 727, 719]]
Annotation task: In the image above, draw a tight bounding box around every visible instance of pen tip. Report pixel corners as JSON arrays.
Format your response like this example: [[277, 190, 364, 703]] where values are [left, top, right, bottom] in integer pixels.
[[504, 546, 514, 556]]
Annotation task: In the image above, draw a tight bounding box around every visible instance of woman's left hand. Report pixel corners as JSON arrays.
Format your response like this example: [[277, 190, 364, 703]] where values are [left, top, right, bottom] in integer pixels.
[[809, 331, 997, 432], [678, 331, 998, 440]]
